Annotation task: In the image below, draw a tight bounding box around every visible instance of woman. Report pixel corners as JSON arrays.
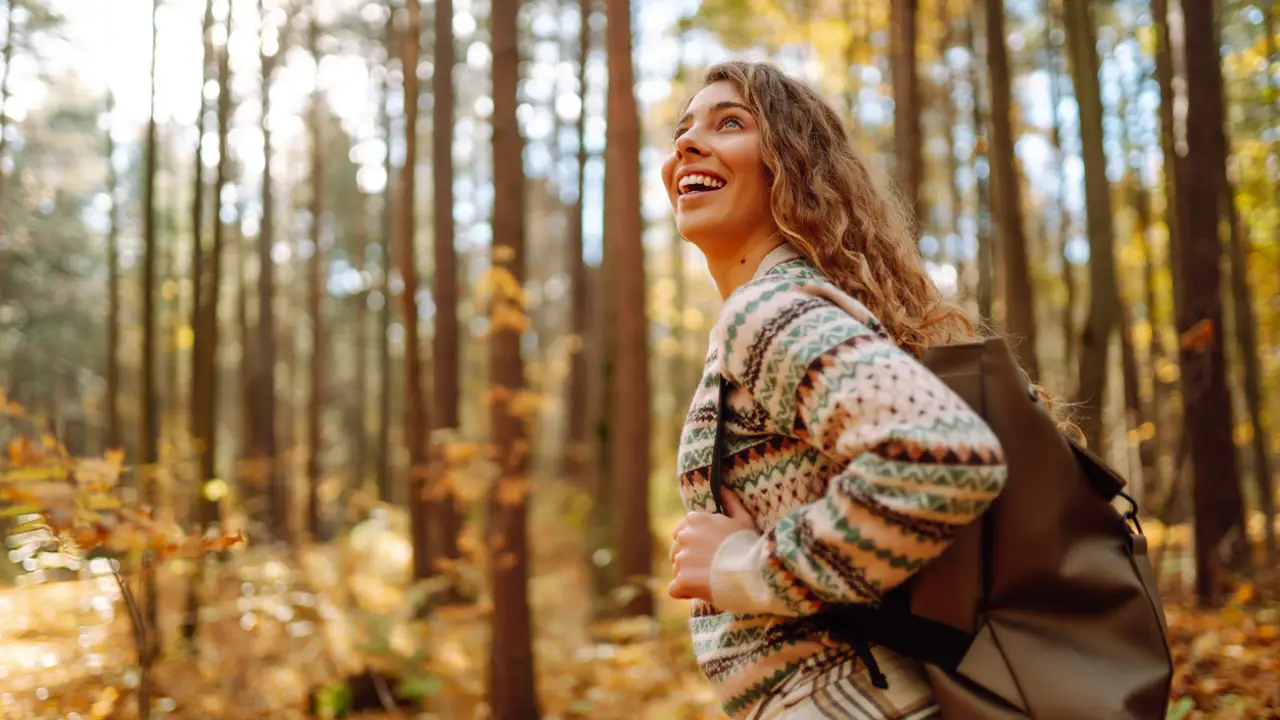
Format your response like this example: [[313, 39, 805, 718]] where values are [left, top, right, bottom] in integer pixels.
[[664, 62, 1009, 719]]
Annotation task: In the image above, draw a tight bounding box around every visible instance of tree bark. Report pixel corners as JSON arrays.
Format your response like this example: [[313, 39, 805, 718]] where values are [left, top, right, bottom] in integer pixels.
[[105, 91, 121, 451], [488, 0, 539, 714], [963, 4, 994, 322], [377, 7, 396, 504], [984, 0, 1037, 377], [563, 0, 592, 491], [256, 0, 282, 538], [890, 0, 923, 232], [1063, 0, 1118, 452], [1176, 0, 1250, 606], [140, 0, 162, 656], [306, 8, 325, 542], [606, 0, 653, 619], [398, 0, 430, 580], [428, 0, 462, 586]]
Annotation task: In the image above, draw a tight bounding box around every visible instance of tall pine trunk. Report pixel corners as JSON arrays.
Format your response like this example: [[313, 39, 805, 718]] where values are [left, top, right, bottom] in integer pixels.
[[398, 0, 430, 579], [256, 0, 282, 538], [428, 0, 462, 586], [890, 0, 922, 231], [964, 4, 993, 322], [563, 0, 592, 491], [1176, 0, 1250, 606], [488, 0, 539, 713], [605, 0, 652, 619], [139, 0, 161, 669], [305, 9, 325, 541], [377, 8, 396, 504], [984, 0, 1037, 377], [1063, 0, 1118, 452], [105, 91, 121, 451]]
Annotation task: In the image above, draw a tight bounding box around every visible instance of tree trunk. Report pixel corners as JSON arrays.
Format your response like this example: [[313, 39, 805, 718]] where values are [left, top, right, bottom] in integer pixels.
[[563, 0, 592, 491], [105, 91, 121, 451], [1153, 0, 1183, 304], [1064, 0, 1118, 452], [398, 0, 430, 580], [963, 5, 993, 322], [305, 10, 326, 542], [140, 0, 161, 666], [984, 0, 1037, 377], [890, 0, 923, 232], [0, 0, 18, 240], [1043, 0, 1076, 387], [428, 0, 462, 586], [377, 7, 396, 504], [606, 0, 652, 619], [1177, 0, 1250, 606], [256, 0, 282, 539], [488, 0, 540, 714], [1223, 176, 1276, 573], [352, 193, 369, 496]]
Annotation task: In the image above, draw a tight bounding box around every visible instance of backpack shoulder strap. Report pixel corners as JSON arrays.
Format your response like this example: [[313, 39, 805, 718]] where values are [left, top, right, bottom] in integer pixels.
[[710, 375, 731, 515]]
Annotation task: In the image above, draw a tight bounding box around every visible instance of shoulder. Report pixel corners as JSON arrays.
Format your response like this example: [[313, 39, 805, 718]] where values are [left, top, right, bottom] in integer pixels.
[[714, 260, 891, 392]]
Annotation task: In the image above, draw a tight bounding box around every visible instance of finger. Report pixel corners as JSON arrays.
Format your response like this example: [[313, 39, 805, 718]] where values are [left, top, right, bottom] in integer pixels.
[[668, 576, 689, 599], [720, 487, 750, 519]]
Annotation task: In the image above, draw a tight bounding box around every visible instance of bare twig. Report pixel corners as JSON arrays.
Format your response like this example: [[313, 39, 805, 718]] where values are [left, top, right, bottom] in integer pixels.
[[113, 565, 152, 719]]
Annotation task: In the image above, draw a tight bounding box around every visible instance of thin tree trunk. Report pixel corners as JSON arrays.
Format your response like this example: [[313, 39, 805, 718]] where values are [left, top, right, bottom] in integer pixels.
[[398, 0, 430, 580], [1043, 0, 1076, 385], [352, 194, 369, 496], [105, 91, 121, 450], [488, 0, 539, 713], [563, 0, 592, 489], [984, 0, 1037, 376], [1223, 174, 1276, 573], [890, 0, 923, 231], [0, 0, 18, 240], [1177, 0, 1250, 606], [306, 8, 325, 542], [428, 0, 462, 586], [1153, 0, 1183, 305], [256, 0, 281, 536], [139, 0, 161, 669], [1064, 0, 1118, 452], [377, 7, 396, 504], [964, 5, 993, 322], [606, 0, 652, 619]]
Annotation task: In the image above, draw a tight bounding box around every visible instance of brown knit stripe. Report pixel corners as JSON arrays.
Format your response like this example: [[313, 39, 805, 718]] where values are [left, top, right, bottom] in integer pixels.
[[742, 296, 829, 390], [840, 483, 961, 542], [795, 517, 883, 601]]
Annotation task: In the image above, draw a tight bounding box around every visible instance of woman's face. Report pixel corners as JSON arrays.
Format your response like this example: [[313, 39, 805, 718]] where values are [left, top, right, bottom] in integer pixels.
[[661, 81, 774, 250]]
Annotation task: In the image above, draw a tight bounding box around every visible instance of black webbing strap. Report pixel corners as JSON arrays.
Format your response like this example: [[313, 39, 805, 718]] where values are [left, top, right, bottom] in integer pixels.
[[708, 375, 975, 680], [710, 376, 731, 515]]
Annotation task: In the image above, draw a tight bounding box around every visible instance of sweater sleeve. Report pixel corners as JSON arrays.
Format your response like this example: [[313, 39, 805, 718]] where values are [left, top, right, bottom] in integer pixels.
[[707, 280, 1008, 617]]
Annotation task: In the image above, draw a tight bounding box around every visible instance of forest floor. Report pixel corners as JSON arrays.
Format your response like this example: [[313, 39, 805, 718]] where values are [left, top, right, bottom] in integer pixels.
[[1, 514, 1279, 719]]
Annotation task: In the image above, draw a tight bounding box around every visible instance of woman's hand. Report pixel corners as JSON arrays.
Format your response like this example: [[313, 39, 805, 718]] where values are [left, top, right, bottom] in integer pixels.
[[668, 488, 757, 603]]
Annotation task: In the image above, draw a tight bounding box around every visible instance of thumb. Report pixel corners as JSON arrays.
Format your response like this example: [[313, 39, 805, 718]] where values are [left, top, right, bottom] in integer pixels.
[[720, 486, 750, 520]]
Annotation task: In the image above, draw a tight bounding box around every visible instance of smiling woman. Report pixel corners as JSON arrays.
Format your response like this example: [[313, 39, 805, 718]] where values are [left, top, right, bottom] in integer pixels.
[[662, 62, 1007, 720]]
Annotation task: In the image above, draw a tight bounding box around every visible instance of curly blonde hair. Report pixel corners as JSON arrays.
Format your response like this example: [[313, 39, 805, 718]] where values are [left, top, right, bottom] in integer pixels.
[[697, 61, 976, 358]]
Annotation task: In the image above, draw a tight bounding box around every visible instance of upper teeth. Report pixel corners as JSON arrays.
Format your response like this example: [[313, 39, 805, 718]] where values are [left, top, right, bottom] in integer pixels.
[[679, 174, 725, 193]]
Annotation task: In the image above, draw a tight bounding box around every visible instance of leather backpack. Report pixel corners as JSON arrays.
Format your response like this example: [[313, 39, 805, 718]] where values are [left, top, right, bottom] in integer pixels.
[[710, 337, 1174, 719]]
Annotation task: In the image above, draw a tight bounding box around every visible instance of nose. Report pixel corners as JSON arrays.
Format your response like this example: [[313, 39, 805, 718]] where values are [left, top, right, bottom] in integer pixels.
[[675, 127, 708, 158]]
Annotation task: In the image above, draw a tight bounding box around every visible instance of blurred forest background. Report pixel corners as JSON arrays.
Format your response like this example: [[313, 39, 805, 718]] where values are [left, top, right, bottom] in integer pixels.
[[1, 0, 1280, 717]]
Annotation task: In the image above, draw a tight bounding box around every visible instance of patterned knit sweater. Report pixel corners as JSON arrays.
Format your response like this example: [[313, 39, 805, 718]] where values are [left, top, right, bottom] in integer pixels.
[[677, 246, 1008, 719]]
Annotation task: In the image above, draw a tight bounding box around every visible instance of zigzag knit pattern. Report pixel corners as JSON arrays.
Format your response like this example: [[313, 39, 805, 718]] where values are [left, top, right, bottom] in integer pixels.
[[677, 253, 1007, 719]]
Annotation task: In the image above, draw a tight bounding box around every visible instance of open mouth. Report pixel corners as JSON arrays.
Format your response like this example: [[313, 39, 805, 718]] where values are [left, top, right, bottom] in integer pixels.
[[677, 172, 726, 197]]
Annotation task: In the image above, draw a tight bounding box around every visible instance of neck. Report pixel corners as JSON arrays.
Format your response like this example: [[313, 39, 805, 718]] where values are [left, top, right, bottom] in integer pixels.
[[698, 229, 786, 300]]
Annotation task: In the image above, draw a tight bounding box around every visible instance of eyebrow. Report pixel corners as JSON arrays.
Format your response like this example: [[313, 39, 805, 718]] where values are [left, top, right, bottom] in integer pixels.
[[674, 100, 753, 133]]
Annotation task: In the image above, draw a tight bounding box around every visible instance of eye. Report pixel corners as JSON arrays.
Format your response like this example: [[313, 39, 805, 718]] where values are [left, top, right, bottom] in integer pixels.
[[719, 116, 744, 130]]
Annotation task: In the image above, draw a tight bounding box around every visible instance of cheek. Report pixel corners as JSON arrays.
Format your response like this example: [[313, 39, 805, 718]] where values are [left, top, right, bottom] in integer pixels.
[[660, 153, 678, 199]]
